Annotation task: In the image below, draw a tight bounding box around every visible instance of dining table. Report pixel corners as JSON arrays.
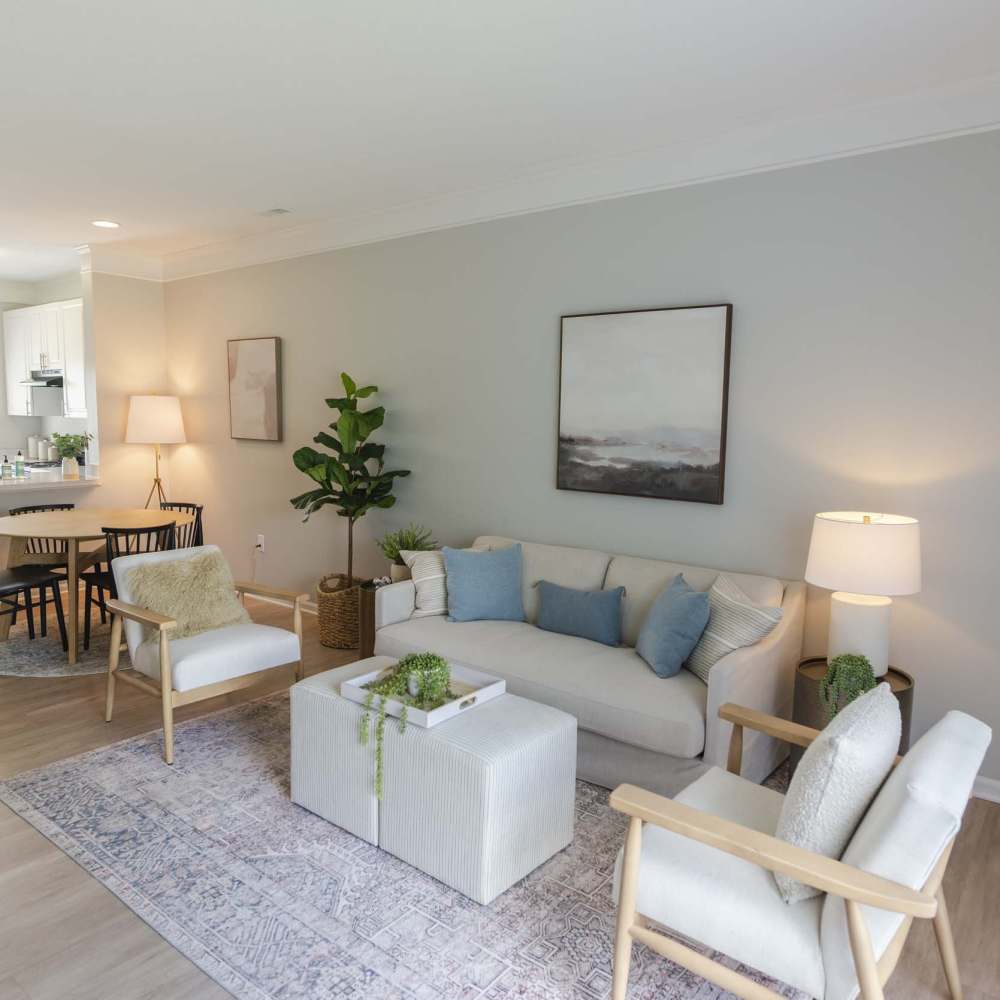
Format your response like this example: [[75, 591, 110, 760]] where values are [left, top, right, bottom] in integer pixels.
[[0, 507, 195, 664]]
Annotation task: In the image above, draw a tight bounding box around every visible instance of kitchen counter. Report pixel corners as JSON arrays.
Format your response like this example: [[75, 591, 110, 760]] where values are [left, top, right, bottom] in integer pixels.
[[0, 466, 101, 495]]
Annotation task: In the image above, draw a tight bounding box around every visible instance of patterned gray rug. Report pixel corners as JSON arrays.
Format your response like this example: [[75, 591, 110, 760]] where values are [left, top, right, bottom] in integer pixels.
[[0, 695, 805, 1000], [0, 621, 110, 676]]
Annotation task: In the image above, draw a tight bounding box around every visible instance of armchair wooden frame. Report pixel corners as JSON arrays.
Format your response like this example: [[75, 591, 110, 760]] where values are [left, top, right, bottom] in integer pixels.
[[611, 703, 962, 1000], [105, 581, 308, 765]]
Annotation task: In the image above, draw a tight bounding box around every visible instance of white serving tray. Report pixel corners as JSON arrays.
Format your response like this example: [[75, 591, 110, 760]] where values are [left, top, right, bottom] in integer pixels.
[[341, 661, 506, 728]]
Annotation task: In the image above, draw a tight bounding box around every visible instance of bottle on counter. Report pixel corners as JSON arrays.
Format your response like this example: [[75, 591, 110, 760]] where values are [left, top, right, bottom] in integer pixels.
[[14, 451, 24, 478], [27, 435, 38, 460], [1, 456, 11, 480]]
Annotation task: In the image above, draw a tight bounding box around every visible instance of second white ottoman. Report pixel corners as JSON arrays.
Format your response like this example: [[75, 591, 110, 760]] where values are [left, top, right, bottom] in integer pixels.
[[378, 693, 577, 904]]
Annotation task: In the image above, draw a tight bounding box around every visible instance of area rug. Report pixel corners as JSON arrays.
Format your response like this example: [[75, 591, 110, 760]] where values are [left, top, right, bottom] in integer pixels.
[[0, 621, 110, 676], [0, 695, 806, 1000]]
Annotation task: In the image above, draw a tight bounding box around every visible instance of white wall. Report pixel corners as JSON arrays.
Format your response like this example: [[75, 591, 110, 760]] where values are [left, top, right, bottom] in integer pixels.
[[159, 129, 1000, 777]]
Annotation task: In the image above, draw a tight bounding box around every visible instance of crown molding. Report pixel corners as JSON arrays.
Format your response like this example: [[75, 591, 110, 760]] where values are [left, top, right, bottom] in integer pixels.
[[75, 73, 999, 284], [77, 244, 164, 282]]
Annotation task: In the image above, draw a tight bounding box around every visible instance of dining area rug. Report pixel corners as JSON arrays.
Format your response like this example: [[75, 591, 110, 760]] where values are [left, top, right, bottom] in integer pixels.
[[0, 622, 110, 677], [0, 694, 805, 1000]]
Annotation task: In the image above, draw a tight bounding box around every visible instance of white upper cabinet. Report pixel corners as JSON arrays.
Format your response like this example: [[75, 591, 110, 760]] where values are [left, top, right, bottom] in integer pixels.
[[3, 309, 32, 416], [2, 299, 86, 417]]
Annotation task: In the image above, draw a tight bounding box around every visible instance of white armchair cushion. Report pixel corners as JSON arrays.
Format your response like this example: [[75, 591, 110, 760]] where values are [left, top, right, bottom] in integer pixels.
[[132, 622, 301, 692], [820, 710, 991, 1000], [774, 683, 900, 903], [614, 767, 825, 998]]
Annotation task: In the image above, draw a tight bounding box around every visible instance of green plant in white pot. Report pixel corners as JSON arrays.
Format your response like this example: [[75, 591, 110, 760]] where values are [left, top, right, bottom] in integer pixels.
[[377, 523, 437, 581], [51, 432, 92, 480]]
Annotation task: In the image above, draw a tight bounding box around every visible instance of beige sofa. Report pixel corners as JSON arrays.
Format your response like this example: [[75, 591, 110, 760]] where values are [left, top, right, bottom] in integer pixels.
[[374, 535, 805, 795]]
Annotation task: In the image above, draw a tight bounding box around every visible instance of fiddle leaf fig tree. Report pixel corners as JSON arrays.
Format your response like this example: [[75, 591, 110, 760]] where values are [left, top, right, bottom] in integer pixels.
[[291, 373, 410, 585]]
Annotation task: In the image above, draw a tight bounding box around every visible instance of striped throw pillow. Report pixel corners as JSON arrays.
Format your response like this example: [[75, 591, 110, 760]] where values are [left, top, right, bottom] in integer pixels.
[[685, 574, 783, 683], [401, 549, 448, 617]]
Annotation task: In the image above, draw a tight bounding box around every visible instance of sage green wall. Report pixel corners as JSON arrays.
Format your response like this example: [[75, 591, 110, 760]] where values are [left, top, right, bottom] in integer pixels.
[[164, 130, 1000, 779]]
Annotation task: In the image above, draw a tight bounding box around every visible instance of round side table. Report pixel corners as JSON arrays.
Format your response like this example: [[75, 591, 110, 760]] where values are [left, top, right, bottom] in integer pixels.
[[791, 657, 913, 766]]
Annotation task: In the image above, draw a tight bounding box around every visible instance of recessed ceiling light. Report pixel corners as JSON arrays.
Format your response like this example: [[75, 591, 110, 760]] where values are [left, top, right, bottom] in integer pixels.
[[91, 220, 120, 229]]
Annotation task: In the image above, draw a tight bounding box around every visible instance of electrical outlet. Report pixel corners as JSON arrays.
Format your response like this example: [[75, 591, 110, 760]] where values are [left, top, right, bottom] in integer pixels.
[[256, 534, 265, 553]]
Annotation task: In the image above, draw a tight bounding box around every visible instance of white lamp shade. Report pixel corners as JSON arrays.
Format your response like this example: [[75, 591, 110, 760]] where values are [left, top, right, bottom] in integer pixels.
[[805, 511, 921, 596], [125, 395, 186, 445]]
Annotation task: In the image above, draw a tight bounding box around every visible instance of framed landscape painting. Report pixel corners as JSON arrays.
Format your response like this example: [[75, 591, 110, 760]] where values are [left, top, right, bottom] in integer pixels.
[[228, 336, 283, 441], [558, 304, 732, 504]]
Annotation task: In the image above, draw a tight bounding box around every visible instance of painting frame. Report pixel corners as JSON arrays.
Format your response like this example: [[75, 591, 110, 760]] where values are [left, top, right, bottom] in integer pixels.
[[557, 303, 732, 505], [227, 336, 283, 442]]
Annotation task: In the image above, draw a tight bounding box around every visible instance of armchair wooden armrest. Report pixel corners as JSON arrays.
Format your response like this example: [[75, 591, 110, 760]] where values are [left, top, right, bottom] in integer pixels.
[[106, 598, 176, 632], [609, 783, 936, 918], [719, 703, 822, 776], [234, 580, 309, 604]]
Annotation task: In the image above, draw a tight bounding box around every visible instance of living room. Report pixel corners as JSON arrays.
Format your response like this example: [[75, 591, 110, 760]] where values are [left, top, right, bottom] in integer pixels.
[[1, 4, 998, 1000]]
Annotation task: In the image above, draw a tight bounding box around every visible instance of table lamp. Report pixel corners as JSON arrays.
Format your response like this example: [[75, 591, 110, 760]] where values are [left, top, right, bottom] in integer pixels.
[[125, 395, 186, 507], [804, 511, 921, 676]]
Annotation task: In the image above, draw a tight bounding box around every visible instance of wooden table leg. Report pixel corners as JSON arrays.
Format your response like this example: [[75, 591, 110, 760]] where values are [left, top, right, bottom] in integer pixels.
[[67, 538, 79, 665]]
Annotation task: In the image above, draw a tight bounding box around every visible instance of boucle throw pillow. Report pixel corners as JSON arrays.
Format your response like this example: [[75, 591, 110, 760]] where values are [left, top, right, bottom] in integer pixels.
[[400, 549, 448, 617], [685, 573, 783, 683], [774, 683, 901, 903], [127, 550, 250, 640]]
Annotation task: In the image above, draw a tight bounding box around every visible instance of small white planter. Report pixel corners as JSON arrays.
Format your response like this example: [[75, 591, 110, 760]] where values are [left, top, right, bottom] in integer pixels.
[[61, 456, 79, 479]]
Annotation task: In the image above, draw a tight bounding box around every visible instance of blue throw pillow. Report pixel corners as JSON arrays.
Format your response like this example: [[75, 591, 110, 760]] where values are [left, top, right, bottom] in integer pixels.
[[536, 580, 624, 646], [636, 574, 710, 678], [442, 544, 525, 622]]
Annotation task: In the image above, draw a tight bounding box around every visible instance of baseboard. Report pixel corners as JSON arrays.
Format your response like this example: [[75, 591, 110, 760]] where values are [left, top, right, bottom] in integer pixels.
[[973, 775, 1000, 803]]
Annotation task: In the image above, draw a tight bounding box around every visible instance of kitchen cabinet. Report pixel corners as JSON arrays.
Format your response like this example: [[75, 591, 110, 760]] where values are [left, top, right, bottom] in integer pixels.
[[2, 299, 87, 418]]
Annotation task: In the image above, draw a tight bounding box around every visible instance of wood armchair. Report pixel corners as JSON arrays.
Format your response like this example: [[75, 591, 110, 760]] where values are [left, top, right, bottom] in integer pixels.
[[105, 551, 308, 765], [610, 702, 969, 1000]]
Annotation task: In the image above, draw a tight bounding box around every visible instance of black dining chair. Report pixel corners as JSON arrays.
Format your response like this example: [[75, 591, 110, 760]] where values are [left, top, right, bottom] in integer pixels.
[[159, 502, 204, 548], [83, 522, 177, 650], [0, 566, 68, 649], [7, 503, 75, 642]]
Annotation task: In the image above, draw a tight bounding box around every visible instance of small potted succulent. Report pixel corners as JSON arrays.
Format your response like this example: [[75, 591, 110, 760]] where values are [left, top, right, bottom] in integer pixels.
[[377, 523, 437, 582]]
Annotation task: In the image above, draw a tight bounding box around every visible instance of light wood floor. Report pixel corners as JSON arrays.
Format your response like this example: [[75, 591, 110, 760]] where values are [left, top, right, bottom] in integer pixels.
[[0, 602, 997, 1000]]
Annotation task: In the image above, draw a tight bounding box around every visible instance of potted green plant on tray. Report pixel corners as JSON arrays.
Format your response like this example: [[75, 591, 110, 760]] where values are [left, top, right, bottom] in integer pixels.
[[291, 373, 410, 648], [376, 523, 437, 582], [359, 653, 453, 798]]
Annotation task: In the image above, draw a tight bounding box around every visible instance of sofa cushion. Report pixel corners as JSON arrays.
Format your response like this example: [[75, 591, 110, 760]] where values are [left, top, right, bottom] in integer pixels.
[[400, 550, 448, 617], [604, 554, 784, 647], [774, 683, 900, 903], [635, 574, 710, 678], [820, 710, 992, 1000], [536, 580, 624, 646], [443, 544, 526, 622], [473, 536, 611, 624], [132, 622, 301, 693], [614, 767, 825, 998], [375, 616, 707, 757]]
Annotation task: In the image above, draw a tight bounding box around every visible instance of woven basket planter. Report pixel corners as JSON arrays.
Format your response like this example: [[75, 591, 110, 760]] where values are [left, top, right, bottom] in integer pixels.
[[317, 573, 359, 649]]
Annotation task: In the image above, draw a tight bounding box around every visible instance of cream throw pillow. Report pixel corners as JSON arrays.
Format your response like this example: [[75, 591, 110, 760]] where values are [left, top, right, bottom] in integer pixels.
[[774, 683, 901, 903], [400, 549, 448, 617], [127, 550, 250, 640], [685, 573, 783, 683]]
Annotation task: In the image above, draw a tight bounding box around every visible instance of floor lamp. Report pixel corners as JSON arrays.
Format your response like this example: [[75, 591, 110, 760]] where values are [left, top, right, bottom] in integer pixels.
[[125, 395, 186, 508]]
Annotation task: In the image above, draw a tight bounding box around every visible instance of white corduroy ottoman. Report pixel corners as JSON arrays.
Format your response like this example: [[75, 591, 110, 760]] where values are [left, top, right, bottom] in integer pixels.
[[290, 657, 577, 904]]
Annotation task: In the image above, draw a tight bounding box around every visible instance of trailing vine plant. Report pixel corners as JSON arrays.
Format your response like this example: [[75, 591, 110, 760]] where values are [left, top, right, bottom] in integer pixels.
[[820, 653, 877, 720], [358, 653, 453, 798]]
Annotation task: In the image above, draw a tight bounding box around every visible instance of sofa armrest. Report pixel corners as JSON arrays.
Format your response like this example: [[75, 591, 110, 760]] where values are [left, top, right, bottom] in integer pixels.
[[703, 580, 806, 781], [375, 580, 415, 629]]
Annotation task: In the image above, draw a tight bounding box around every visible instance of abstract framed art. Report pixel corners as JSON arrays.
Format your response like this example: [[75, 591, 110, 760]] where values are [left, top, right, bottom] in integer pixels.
[[557, 304, 732, 504], [228, 336, 283, 441]]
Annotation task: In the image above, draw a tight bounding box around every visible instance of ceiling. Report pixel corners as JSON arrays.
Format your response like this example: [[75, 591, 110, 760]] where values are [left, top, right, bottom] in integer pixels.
[[2, 0, 1000, 280]]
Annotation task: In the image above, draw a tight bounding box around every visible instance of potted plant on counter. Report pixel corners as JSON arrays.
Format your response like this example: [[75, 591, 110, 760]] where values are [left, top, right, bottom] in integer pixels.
[[377, 523, 437, 582], [291, 373, 410, 648], [51, 432, 93, 480]]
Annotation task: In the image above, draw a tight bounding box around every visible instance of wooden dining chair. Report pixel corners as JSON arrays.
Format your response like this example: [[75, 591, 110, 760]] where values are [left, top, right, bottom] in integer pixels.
[[159, 502, 204, 548], [0, 565, 69, 649], [7, 503, 76, 640], [83, 523, 177, 650]]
